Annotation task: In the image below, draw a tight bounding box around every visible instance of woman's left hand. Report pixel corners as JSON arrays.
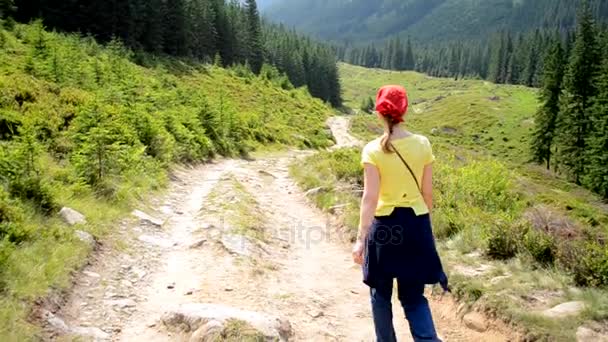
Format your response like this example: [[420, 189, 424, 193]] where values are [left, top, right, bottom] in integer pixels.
[[352, 239, 365, 265]]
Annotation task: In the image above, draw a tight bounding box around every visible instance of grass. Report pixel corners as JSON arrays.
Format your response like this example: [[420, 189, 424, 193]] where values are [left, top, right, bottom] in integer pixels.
[[0, 22, 332, 340], [289, 63, 608, 340], [206, 174, 268, 243], [218, 319, 267, 342]]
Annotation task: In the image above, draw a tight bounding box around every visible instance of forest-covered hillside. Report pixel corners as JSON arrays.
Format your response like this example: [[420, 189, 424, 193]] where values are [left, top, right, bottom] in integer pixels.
[[265, 0, 608, 43], [10, 0, 342, 106]]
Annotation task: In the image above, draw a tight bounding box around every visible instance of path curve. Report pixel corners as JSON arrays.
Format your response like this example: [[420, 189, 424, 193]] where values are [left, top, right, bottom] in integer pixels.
[[44, 116, 512, 341]]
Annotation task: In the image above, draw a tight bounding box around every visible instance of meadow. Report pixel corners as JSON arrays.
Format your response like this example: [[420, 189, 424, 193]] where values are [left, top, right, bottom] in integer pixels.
[[291, 63, 608, 340]]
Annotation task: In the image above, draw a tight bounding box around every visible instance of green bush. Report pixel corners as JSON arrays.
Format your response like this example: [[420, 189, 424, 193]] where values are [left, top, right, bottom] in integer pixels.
[[0, 188, 30, 243], [557, 239, 608, 287], [8, 176, 58, 215], [522, 228, 556, 266], [485, 219, 523, 260]]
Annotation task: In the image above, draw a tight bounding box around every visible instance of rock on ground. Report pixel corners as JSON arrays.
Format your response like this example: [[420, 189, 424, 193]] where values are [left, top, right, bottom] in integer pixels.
[[220, 234, 258, 257], [463, 312, 488, 333], [70, 326, 110, 341], [161, 303, 292, 341], [138, 234, 174, 248], [132, 210, 164, 227], [59, 207, 87, 226], [577, 326, 608, 342], [542, 301, 586, 318], [189, 320, 223, 342], [75, 230, 96, 247]]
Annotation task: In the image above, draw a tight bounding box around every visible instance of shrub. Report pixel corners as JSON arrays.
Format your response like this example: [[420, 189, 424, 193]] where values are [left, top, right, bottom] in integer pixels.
[[522, 228, 556, 266], [485, 218, 525, 260], [557, 239, 608, 287], [8, 176, 58, 215], [0, 188, 30, 243]]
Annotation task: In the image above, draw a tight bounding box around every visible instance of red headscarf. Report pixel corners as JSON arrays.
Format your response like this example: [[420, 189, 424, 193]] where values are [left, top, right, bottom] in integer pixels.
[[375, 85, 408, 123]]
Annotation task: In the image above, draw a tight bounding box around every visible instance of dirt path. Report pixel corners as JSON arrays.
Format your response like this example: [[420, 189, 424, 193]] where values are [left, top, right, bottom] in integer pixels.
[[46, 116, 512, 341]]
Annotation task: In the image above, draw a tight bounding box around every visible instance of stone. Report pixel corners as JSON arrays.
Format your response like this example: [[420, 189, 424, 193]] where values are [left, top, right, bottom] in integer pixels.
[[161, 303, 292, 341], [304, 187, 325, 197], [105, 298, 137, 309], [258, 170, 277, 179], [452, 264, 493, 277], [543, 301, 585, 318], [463, 312, 488, 333], [70, 326, 110, 341], [132, 268, 147, 280], [138, 234, 173, 248], [132, 210, 164, 227], [44, 311, 69, 333], [75, 230, 95, 247], [59, 207, 87, 226], [221, 234, 257, 257], [577, 326, 608, 342], [307, 310, 324, 319], [189, 238, 207, 249], [490, 275, 511, 285], [83, 271, 101, 278], [189, 320, 223, 342]]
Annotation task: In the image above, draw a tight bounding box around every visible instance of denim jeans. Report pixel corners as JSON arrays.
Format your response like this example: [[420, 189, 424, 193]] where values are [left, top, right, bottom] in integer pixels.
[[370, 278, 441, 342]]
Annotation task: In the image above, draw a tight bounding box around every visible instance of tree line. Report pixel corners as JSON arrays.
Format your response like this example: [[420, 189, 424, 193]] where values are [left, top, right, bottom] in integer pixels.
[[337, 1, 607, 89], [532, 2, 608, 199], [5, 0, 341, 106]]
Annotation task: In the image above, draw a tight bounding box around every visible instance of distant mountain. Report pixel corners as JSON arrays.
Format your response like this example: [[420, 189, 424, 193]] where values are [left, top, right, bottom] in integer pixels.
[[264, 0, 608, 44]]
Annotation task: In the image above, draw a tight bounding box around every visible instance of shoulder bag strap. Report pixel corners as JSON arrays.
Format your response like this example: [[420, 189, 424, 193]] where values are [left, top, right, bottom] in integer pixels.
[[389, 142, 422, 194]]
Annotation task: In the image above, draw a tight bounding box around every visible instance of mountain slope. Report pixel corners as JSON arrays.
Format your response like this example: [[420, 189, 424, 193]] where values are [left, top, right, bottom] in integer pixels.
[[264, 0, 608, 43], [0, 22, 332, 339]]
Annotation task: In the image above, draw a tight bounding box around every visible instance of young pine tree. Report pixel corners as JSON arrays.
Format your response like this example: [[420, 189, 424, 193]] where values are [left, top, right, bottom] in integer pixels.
[[404, 37, 415, 70], [244, 0, 263, 74], [555, 1, 600, 183], [531, 38, 565, 169], [583, 53, 608, 198]]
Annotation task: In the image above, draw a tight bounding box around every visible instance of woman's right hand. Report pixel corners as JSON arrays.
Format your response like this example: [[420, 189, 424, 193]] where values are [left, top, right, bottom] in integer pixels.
[[352, 239, 365, 265]]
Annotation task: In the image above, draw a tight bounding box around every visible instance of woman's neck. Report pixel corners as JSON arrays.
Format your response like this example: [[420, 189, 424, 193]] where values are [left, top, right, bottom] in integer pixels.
[[388, 124, 412, 139]]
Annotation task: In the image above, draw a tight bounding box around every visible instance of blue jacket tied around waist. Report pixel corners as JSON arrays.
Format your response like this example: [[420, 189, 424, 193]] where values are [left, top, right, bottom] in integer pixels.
[[363, 207, 449, 292]]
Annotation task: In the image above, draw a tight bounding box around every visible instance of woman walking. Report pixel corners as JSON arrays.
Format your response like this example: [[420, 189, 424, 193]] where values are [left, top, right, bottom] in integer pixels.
[[352, 85, 448, 342]]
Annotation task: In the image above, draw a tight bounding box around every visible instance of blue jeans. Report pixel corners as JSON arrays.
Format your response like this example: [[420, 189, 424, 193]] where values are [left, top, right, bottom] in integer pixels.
[[371, 278, 441, 342]]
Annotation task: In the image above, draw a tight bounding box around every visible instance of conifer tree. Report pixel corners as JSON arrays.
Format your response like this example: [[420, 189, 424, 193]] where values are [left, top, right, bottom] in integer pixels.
[[163, 0, 188, 56], [531, 38, 565, 169], [583, 56, 608, 198], [556, 1, 600, 183], [245, 0, 263, 74], [404, 37, 415, 70]]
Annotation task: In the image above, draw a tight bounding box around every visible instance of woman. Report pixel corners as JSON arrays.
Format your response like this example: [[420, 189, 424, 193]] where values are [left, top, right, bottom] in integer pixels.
[[352, 85, 448, 342]]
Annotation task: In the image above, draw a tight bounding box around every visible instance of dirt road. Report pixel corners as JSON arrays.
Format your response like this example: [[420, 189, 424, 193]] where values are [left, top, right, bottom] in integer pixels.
[[45, 117, 511, 341]]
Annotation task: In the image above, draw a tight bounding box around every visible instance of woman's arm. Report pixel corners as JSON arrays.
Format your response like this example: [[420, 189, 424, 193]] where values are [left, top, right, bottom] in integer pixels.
[[421, 163, 433, 213], [353, 163, 380, 265], [357, 163, 381, 242]]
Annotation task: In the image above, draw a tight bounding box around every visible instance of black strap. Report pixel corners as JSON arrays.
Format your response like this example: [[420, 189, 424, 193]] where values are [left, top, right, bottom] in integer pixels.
[[389, 142, 421, 193]]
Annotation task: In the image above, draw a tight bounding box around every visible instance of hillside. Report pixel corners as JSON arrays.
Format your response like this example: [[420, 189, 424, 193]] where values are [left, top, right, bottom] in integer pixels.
[[264, 0, 608, 43], [0, 22, 332, 339], [290, 63, 608, 340]]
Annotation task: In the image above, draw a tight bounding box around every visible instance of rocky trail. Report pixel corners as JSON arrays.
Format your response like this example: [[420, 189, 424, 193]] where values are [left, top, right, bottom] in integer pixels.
[[41, 117, 513, 341]]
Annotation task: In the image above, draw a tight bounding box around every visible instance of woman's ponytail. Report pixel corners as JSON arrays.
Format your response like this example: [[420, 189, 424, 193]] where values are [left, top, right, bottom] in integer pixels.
[[380, 117, 397, 153]]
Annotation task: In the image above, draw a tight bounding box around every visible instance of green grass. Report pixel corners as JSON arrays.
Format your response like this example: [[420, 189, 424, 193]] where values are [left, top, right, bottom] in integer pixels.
[[206, 175, 268, 243], [0, 22, 332, 340], [289, 63, 608, 340]]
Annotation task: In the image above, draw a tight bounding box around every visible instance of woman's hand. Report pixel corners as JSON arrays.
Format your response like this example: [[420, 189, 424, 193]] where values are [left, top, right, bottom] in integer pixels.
[[352, 239, 365, 265]]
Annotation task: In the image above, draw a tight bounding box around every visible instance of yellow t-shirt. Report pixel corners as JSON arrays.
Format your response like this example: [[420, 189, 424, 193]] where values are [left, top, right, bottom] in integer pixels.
[[361, 134, 435, 217]]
